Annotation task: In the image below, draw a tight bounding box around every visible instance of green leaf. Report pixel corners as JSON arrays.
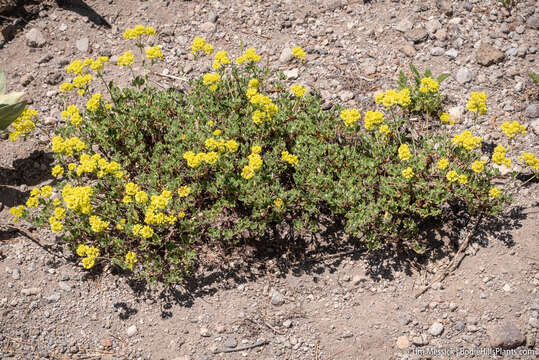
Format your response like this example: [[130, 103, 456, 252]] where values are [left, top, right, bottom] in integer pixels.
[[0, 71, 5, 95], [409, 63, 420, 78], [0, 100, 27, 131], [437, 73, 450, 83]]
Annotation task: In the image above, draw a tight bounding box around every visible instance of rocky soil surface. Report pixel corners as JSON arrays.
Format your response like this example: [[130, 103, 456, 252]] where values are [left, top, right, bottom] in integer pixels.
[[0, 0, 538, 359]]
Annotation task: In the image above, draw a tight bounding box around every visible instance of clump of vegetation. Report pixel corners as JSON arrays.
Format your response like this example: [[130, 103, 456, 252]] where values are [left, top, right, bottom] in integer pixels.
[[9, 26, 538, 284]]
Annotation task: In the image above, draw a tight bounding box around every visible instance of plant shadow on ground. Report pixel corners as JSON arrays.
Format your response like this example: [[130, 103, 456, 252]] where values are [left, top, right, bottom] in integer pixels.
[[122, 204, 527, 318]]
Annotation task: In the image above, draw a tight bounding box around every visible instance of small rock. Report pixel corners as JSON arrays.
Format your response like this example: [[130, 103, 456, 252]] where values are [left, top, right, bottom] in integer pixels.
[[502, 283, 511, 292], [530, 119, 539, 136], [200, 22, 216, 33], [429, 322, 444, 336], [45, 71, 63, 85], [445, 49, 458, 58], [59, 23, 68, 32], [11, 268, 20, 280], [431, 282, 443, 290], [526, 333, 536, 348], [395, 19, 413, 33], [338, 90, 354, 102], [476, 42, 504, 66], [529, 317, 538, 329], [406, 28, 428, 43], [37, 54, 53, 64], [200, 327, 211, 337], [25, 28, 46, 47], [283, 320, 292, 328], [526, 15, 539, 30], [21, 287, 40, 296], [224, 337, 237, 348], [76, 38, 89, 53], [59, 282, 72, 292], [279, 48, 293, 63], [425, 19, 441, 34], [430, 47, 444, 56], [126, 325, 138, 337], [270, 289, 285, 306], [283, 68, 299, 80], [436, 0, 453, 16], [100, 338, 112, 349], [411, 334, 429, 346], [525, 104, 539, 119], [448, 106, 464, 123], [488, 322, 525, 349], [400, 43, 416, 57], [45, 292, 61, 303], [456, 67, 474, 84], [208, 12, 218, 23], [455, 321, 465, 331], [396, 336, 410, 349], [20, 74, 34, 87], [215, 324, 226, 334]]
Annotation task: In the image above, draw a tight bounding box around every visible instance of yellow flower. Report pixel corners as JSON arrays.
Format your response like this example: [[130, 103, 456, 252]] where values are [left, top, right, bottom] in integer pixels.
[[212, 50, 231, 69], [290, 84, 307, 98], [440, 112, 454, 125], [398, 144, 411, 161], [492, 145, 508, 165], [81, 257, 95, 269], [125, 182, 139, 196], [59, 82, 74, 92], [53, 198, 62, 207], [146, 45, 164, 59], [375, 89, 410, 108], [466, 91, 487, 115], [274, 198, 284, 207], [518, 152, 539, 172], [241, 165, 255, 179], [117, 51, 135, 67], [281, 151, 298, 166], [122, 195, 133, 204], [213, 129, 222, 136], [125, 251, 138, 270], [340, 108, 361, 127], [76, 244, 89, 257], [178, 186, 191, 198], [178, 211, 186, 219], [500, 121, 527, 139], [446, 170, 459, 183], [419, 77, 439, 93], [26, 196, 38, 208], [248, 78, 259, 89], [89, 215, 109, 233], [202, 72, 221, 92], [379, 124, 390, 136], [489, 187, 501, 199], [471, 160, 485, 173], [225, 140, 239, 153], [145, 26, 156, 36], [451, 130, 482, 151], [236, 48, 261, 65], [292, 46, 306, 59], [49, 217, 63, 233], [54, 207, 66, 220], [458, 174, 468, 185], [9, 205, 25, 220], [51, 165, 64, 178], [191, 36, 207, 54], [401, 167, 414, 180], [86, 93, 102, 112], [135, 191, 148, 203], [40, 185, 53, 198], [203, 43, 214, 55], [437, 158, 449, 170], [66, 59, 84, 75], [363, 110, 384, 130], [251, 145, 262, 154], [139, 225, 154, 239], [62, 184, 93, 214]]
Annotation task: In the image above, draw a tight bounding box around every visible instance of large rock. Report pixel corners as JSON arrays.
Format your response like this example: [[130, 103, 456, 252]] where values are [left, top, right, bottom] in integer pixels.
[[525, 104, 539, 119], [487, 323, 525, 349], [476, 43, 504, 66], [406, 28, 428, 43], [25, 28, 46, 48], [0, 0, 17, 14], [395, 19, 413, 33]]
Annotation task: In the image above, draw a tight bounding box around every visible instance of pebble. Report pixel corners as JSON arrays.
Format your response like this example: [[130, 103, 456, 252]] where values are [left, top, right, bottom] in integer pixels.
[[12, 268, 20, 280], [21, 287, 40, 296], [400, 43, 416, 57], [445, 48, 458, 58], [455, 321, 465, 331], [283, 68, 299, 80], [502, 283, 511, 292], [76, 38, 89, 53], [200, 22, 216, 33], [279, 47, 293, 63], [200, 327, 211, 337], [224, 337, 237, 348], [45, 292, 61, 303], [338, 90, 354, 102], [411, 334, 429, 346], [406, 28, 428, 43], [456, 67, 474, 84], [126, 325, 138, 337], [476, 42, 504, 66], [487, 322, 525, 349], [270, 289, 285, 306], [283, 320, 292, 328], [396, 335, 410, 349], [429, 322, 444, 336], [525, 104, 539, 119], [430, 47, 444, 56], [20, 74, 34, 87], [25, 28, 46, 47]]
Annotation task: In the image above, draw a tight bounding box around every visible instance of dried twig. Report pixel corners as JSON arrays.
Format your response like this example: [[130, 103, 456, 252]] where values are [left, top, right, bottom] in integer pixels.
[[212, 339, 269, 354], [154, 72, 187, 82], [414, 214, 483, 298]]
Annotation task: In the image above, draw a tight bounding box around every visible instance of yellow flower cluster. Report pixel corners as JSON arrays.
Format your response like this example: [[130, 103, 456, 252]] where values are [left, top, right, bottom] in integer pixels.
[[66, 59, 85, 75], [292, 46, 306, 59], [241, 151, 263, 179], [9, 205, 25, 222], [281, 150, 298, 166], [401, 167, 414, 180], [133, 224, 155, 238], [398, 144, 411, 161], [437, 158, 449, 170], [340, 108, 360, 127], [375, 89, 411, 108], [59, 82, 74, 92], [117, 51, 135, 67], [419, 77, 439, 93], [71, 74, 94, 95], [52, 165, 64, 178], [236, 48, 261, 65], [212, 50, 231, 70], [379, 124, 390, 136], [451, 130, 482, 151], [250, 93, 278, 124], [143, 190, 176, 226], [491, 145, 511, 167], [146, 45, 163, 59], [89, 215, 110, 233], [446, 170, 467, 184], [466, 91, 487, 115], [471, 160, 485, 173], [290, 84, 307, 98], [274, 198, 284, 207], [86, 93, 102, 112], [500, 121, 527, 139], [191, 37, 213, 55], [204, 137, 238, 153], [518, 152, 539, 172], [123, 25, 156, 39], [203, 72, 221, 92], [125, 251, 138, 270], [178, 186, 191, 198], [61, 105, 82, 126], [52, 136, 87, 156], [76, 245, 99, 269], [489, 187, 501, 199], [364, 110, 384, 131], [440, 112, 454, 125], [62, 184, 93, 214], [183, 151, 219, 167], [8, 108, 38, 142], [76, 153, 123, 178]]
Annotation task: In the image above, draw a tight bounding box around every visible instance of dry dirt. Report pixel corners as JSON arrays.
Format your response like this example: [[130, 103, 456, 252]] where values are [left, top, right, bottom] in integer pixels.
[[0, 0, 538, 359]]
